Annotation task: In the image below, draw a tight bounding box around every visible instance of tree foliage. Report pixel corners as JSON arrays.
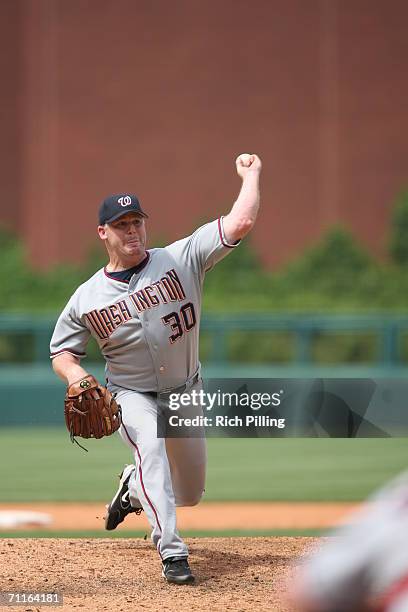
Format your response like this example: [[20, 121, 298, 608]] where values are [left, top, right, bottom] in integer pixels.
[[389, 191, 408, 266], [2, 193, 408, 313]]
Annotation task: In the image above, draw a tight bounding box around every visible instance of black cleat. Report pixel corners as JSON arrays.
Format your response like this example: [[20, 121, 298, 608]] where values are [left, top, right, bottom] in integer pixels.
[[162, 557, 195, 585], [104, 464, 143, 531]]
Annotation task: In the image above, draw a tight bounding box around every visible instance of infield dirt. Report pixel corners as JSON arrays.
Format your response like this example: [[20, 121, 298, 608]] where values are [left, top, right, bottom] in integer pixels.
[[0, 537, 320, 611], [0, 501, 359, 531]]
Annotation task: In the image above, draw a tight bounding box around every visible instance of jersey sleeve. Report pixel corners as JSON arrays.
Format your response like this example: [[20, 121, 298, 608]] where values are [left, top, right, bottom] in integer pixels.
[[50, 291, 90, 359], [297, 475, 408, 610], [297, 524, 371, 610], [167, 217, 240, 274]]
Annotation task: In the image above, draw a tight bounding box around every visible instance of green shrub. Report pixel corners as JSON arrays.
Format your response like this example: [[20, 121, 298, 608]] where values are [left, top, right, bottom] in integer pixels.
[[275, 226, 374, 296], [389, 191, 408, 266], [1, 201, 408, 315]]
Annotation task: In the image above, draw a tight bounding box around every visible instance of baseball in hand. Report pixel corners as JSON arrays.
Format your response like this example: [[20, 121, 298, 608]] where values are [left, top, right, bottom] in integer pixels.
[[235, 153, 262, 179]]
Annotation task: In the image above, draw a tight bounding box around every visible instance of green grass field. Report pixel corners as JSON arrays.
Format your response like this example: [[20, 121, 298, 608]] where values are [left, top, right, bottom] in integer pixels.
[[1, 427, 407, 502]]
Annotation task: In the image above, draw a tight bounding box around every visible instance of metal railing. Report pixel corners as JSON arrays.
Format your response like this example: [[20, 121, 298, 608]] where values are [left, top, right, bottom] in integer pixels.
[[0, 313, 407, 366]]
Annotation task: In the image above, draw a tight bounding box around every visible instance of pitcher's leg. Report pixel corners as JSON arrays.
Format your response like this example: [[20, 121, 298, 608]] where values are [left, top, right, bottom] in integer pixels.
[[116, 388, 188, 560], [165, 379, 207, 507], [166, 436, 207, 506]]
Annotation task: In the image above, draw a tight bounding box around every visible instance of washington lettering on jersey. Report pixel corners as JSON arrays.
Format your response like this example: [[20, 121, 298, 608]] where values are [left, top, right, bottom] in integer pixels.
[[85, 268, 186, 340]]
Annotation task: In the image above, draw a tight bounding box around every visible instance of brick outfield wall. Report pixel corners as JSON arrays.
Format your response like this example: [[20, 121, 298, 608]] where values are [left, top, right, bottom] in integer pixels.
[[1, 0, 408, 269]]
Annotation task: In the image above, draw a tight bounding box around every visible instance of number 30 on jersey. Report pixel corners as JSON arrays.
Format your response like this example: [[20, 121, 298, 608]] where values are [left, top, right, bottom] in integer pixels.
[[162, 302, 196, 344]]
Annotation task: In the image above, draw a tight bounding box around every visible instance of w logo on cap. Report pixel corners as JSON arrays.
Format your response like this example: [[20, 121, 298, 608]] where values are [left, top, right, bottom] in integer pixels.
[[99, 193, 147, 224], [118, 195, 132, 207]]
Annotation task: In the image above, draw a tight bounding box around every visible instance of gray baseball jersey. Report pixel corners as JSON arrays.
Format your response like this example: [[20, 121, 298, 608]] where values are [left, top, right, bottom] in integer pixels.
[[50, 217, 238, 391], [298, 470, 408, 611]]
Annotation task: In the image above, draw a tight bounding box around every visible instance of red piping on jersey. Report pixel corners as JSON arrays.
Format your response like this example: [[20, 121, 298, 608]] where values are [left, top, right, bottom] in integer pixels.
[[122, 422, 163, 555], [103, 252, 151, 283], [378, 572, 408, 611], [217, 217, 236, 249], [50, 348, 85, 358]]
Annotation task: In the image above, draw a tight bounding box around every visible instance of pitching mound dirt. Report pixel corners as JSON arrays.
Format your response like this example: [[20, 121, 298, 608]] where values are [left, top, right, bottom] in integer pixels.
[[0, 537, 319, 611]]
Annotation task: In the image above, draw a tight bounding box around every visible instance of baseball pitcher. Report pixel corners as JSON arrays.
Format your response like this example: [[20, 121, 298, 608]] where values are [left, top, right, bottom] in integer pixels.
[[50, 153, 262, 584]]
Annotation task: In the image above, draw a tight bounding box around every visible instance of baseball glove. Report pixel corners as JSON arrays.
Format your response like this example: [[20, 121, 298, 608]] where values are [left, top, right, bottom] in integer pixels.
[[64, 375, 121, 449]]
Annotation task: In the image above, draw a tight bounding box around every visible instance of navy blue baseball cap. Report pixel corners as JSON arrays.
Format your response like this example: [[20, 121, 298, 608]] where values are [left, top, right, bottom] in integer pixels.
[[98, 194, 148, 225]]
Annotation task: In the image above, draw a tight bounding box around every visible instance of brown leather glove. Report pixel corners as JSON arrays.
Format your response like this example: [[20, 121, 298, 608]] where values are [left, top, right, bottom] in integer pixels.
[[64, 375, 121, 446]]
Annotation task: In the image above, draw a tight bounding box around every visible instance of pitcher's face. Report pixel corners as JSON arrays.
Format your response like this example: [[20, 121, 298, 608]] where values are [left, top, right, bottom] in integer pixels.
[[98, 212, 147, 263]]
